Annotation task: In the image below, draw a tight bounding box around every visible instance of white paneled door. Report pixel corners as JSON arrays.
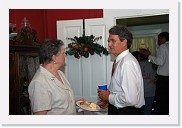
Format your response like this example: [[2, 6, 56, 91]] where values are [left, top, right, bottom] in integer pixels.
[[57, 18, 112, 103], [57, 19, 84, 101]]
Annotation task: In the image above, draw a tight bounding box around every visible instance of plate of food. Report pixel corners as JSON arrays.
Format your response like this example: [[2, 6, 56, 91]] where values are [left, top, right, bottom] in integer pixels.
[[76, 100, 100, 111]]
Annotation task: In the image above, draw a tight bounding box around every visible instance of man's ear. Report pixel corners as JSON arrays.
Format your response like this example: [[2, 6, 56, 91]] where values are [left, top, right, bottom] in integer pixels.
[[122, 39, 127, 48]]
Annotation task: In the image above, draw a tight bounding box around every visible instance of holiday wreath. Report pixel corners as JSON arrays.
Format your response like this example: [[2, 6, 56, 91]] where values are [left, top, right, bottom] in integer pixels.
[[66, 35, 109, 59]]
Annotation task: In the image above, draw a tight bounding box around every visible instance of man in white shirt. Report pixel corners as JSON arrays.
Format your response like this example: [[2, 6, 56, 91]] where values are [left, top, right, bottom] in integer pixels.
[[140, 32, 169, 115], [98, 25, 145, 115]]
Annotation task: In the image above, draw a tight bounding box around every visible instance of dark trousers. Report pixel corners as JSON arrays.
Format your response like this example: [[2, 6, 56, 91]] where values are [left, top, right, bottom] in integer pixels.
[[153, 75, 169, 115], [108, 103, 142, 115]]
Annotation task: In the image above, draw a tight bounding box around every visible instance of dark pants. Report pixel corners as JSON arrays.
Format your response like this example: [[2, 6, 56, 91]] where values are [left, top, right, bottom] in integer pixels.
[[143, 96, 155, 115], [108, 103, 142, 115], [153, 75, 169, 115]]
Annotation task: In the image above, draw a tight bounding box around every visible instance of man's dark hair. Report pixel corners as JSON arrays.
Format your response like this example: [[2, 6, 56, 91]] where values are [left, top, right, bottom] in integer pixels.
[[158, 32, 169, 41], [109, 25, 133, 48]]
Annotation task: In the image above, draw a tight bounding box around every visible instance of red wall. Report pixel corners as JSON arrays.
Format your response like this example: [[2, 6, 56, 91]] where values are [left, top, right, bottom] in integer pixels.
[[9, 9, 103, 42], [9, 9, 46, 42]]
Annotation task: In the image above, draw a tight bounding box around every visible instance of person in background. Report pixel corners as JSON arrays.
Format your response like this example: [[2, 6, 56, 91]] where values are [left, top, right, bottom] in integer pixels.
[[98, 25, 145, 115], [131, 51, 142, 62], [132, 51, 157, 115], [28, 39, 76, 115], [140, 32, 169, 115]]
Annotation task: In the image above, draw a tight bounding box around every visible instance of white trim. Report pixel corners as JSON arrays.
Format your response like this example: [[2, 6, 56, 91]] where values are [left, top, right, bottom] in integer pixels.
[[104, 9, 169, 19]]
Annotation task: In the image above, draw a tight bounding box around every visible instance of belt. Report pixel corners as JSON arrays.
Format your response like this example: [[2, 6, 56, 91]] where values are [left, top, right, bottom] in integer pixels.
[[157, 75, 169, 78], [108, 103, 142, 115]]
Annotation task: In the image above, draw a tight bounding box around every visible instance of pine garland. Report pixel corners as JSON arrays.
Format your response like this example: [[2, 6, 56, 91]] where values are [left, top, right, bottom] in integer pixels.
[[66, 35, 109, 59]]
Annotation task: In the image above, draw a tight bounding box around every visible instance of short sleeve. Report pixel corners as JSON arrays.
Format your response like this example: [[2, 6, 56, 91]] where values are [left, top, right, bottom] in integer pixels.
[[28, 81, 51, 112]]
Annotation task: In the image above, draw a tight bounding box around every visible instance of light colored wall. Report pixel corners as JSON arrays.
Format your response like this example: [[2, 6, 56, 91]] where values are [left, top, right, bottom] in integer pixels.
[[128, 23, 169, 32]]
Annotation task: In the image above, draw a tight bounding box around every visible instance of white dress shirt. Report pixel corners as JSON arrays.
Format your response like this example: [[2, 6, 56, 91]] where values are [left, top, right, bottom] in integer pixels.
[[108, 49, 145, 108], [148, 41, 169, 76], [28, 65, 76, 115]]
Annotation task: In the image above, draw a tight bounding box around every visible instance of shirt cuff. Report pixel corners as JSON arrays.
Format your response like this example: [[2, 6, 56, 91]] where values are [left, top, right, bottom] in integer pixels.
[[148, 55, 152, 62], [108, 93, 115, 105]]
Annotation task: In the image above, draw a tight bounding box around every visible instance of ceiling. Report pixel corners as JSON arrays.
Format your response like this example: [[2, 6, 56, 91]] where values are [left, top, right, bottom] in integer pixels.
[[116, 14, 169, 26]]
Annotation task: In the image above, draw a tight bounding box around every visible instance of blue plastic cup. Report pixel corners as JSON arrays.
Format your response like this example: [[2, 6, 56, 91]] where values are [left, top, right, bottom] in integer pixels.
[[98, 84, 107, 90]]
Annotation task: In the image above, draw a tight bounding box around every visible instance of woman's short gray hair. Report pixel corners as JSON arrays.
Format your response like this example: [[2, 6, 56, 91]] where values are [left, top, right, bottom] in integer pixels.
[[39, 39, 64, 64]]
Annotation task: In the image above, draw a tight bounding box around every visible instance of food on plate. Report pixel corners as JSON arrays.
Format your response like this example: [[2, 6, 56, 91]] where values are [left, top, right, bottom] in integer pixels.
[[89, 102, 97, 110], [80, 101, 86, 105], [76, 101, 99, 111]]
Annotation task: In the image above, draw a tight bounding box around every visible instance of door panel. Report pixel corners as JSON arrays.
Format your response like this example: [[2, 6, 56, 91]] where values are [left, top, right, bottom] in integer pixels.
[[57, 18, 113, 102], [57, 20, 83, 100], [83, 19, 108, 102]]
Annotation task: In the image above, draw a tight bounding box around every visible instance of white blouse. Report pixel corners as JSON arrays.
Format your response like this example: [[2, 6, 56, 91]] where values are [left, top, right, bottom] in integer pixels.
[[28, 65, 76, 115]]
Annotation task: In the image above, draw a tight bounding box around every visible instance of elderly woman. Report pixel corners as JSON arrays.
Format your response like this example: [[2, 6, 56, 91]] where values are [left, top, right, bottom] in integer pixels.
[[28, 39, 76, 115]]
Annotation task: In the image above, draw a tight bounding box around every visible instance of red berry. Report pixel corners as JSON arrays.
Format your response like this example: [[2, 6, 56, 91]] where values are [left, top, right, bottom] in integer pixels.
[[74, 44, 79, 49], [83, 47, 89, 52]]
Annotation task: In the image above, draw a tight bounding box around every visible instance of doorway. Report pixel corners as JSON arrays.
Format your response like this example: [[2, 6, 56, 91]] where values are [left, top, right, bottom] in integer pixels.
[[116, 14, 169, 55]]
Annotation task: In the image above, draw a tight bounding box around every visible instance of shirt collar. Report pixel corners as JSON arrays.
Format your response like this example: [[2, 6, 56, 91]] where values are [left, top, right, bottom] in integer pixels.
[[40, 65, 55, 80], [40, 65, 70, 90], [115, 49, 130, 63]]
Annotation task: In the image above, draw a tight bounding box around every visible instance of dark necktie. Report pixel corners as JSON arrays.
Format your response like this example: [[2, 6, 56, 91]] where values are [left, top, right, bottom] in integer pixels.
[[111, 60, 116, 76]]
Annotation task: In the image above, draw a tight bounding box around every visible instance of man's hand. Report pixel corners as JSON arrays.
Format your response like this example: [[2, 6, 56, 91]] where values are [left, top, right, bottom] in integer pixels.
[[98, 89, 110, 102], [98, 100, 108, 109], [139, 48, 151, 57]]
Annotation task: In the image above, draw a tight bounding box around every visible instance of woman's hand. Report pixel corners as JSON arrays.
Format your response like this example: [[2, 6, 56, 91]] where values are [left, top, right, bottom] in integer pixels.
[[33, 110, 48, 115], [76, 98, 86, 102]]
